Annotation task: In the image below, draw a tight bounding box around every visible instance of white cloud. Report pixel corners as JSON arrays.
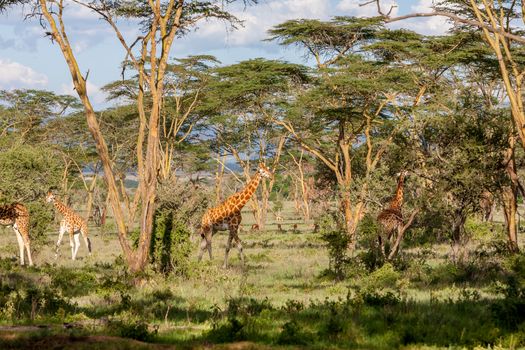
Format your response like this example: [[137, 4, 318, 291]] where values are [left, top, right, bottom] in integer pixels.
[[337, 0, 399, 17], [0, 59, 48, 89], [387, 0, 452, 35], [65, 2, 100, 20], [336, 0, 451, 35], [60, 80, 107, 105], [181, 0, 331, 52]]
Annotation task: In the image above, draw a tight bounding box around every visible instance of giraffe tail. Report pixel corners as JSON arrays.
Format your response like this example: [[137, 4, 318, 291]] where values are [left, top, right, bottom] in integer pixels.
[[86, 237, 92, 254]]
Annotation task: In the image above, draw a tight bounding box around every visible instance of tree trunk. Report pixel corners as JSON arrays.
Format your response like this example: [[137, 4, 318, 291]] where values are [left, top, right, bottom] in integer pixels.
[[215, 154, 226, 204], [451, 208, 467, 245], [388, 209, 419, 260], [85, 173, 98, 222], [502, 134, 521, 252], [502, 185, 519, 252], [340, 191, 359, 251], [290, 150, 311, 221]]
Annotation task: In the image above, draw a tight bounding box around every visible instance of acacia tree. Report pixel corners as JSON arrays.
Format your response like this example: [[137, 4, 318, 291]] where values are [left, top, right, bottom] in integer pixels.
[[103, 55, 218, 182], [202, 58, 308, 229], [0, 89, 80, 142], [268, 17, 416, 249], [20, 0, 253, 272], [287, 149, 315, 221], [368, 2, 525, 251], [369, 0, 525, 154]]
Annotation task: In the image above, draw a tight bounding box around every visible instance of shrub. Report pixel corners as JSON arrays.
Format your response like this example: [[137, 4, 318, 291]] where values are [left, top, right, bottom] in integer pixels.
[[151, 210, 193, 276], [207, 317, 246, 343], [0, 143, 61, 244], [150, 178, 210, 275], [277, 320, 310, 345], [109, 319, 155, 342], [356, 263, 406, 294], [318, 213, 350, 280], [0, 263, 75, 321]]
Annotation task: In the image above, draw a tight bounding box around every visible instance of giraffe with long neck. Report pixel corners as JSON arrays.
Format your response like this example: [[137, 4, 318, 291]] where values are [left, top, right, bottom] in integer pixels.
[[377, 170, 407, 257], [199, 163, 272, 268], [0, 203, 33, 266], [46, 192, 92, 260]]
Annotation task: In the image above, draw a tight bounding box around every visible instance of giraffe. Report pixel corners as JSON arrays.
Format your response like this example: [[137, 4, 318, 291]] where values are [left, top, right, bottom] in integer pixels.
[[377, 170, 408, 258], [46, 192, 92, 260], [0, 203, 33, 266], [479, 190, 495, 222], [198, 163, 272, 268]]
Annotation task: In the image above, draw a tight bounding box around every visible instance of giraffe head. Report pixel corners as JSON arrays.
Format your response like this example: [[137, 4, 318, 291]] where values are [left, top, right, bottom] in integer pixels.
[[396, 170, 408, 180], [45, 191, 55, 203], [258, 163, 272, 179]]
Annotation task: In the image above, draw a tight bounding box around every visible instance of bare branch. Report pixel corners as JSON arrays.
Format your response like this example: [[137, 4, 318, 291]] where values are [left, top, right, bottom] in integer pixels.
[[385, 10, 525, 44]]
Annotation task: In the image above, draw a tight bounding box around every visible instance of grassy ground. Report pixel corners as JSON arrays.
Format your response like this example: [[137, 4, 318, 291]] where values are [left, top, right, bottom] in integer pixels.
[[0, 204, 524, 349]]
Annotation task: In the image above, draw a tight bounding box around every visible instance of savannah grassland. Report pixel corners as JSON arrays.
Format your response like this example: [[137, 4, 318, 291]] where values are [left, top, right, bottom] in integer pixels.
[[0, 202, 524, 350]]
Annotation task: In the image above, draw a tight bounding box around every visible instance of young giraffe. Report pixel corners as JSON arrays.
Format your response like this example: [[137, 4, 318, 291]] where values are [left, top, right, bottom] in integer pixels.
[[199, 163, 272, 268], [46, 192, 92, 260], [0, 203, 33, 266], [377, 170, 408, 257]]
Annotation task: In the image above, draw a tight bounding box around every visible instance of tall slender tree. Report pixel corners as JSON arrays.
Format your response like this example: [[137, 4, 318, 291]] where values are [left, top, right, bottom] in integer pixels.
[[23, 0, 254, 272]]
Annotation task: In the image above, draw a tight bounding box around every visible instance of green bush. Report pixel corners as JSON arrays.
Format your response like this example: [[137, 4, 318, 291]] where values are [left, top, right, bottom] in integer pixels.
[[277, 320, 310, 345], [108, 319, 155, 342], [150, 177, 210, 275], [318, 213, 350, 280], [0, 260, 75, 321], [151, 210, 193, 276], [356, 263, 407, 294], [0, 142, 61, 244]]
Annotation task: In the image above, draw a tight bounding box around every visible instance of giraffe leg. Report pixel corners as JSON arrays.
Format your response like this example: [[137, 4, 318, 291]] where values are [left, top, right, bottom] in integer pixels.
[[82, 230, 92, 256], [206, 232, 213, 260], [378, 235, 386, 259], [198, 229, 212, 262], [14, 227, 25, 266], [69, 232, 75, 260], [233, 234, 245, 266], [55, 224, 66, 260], [73, 233, 81, 260], [222, 234, 233, 268], [198, 237, 206, 261], [25, 240, 33, 267]]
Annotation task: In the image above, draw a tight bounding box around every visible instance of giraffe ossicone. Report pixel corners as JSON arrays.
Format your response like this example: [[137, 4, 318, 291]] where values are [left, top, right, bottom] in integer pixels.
[[198, 163, 272, 268]]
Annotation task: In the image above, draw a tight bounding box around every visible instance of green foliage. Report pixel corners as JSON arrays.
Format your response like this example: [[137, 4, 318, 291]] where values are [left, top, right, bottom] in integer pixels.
[[355, 263, 406, 294], [318, 213, 350, 280], [203, 58, 309, 113], [0, 89, 81, 142], [47, 267, 97, 298], [277, 320, 310, 345], [150, 178, 210, 275], [268, 16, 383, 62], [0, 260, 75, 321], [151, 211, 193, 276], [0, 141, 61, 243], [108, 319, 154, 342]]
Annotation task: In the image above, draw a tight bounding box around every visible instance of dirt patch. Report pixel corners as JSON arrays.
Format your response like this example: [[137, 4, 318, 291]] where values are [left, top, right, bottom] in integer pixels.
[[0, 332, 279, 350], [0, 333, 173, 350]]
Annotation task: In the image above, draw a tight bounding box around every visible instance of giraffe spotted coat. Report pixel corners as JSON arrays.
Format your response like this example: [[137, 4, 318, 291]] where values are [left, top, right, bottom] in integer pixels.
[[0, 203, 33, 266], [199, 164, 272, 267], [46, 192, 92, 260]]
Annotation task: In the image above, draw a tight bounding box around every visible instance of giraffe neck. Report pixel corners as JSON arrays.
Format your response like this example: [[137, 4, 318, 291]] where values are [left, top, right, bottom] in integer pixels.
[[231, 172, 262, 212], [390, 173, 405, 209], [52, 198, 71, 216]]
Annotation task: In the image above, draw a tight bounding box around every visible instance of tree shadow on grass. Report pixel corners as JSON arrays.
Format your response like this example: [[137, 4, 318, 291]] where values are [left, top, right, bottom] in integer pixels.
[[185, 291, 525, 349]]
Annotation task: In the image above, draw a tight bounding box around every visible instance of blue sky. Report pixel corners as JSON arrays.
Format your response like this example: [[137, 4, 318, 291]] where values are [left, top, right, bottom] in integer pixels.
[[0, 0, 449, 109]]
